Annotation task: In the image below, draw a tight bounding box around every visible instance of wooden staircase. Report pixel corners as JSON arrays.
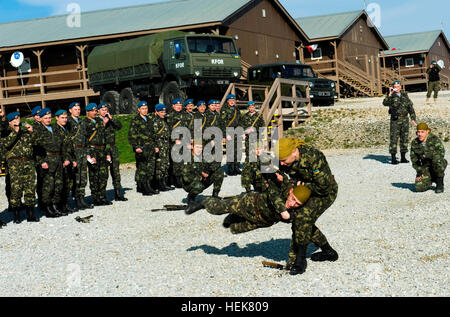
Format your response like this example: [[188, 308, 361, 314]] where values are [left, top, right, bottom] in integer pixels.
[[337, 60, 382, 97], [381, 68, 405, 89]]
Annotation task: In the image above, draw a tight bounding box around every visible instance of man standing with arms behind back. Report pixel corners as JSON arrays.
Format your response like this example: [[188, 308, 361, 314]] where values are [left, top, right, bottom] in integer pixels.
[[383, 81, 417, 165]]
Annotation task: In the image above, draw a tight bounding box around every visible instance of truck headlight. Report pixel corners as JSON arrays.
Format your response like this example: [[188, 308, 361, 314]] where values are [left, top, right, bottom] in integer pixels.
[[331, 82, 335, 88], [233, 72, 239, 77], [309, 82, 314, 88], [195, 71, 201, 77]]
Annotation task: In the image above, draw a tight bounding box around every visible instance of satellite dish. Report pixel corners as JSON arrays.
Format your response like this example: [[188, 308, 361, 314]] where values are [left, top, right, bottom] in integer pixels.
[[10, 52, 24, 68], [437, 60, 445, 69]]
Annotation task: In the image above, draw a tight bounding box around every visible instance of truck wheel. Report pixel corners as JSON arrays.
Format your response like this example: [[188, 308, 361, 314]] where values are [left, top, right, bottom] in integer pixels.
[[160, 81, 186, 106], [119, 88, 139, 114], [101, 91, 120, 114]]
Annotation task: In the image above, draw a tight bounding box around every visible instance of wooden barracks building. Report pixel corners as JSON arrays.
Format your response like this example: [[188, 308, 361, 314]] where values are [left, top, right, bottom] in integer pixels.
[[0, 0, 308, 113], [0, 0, 448, 113]]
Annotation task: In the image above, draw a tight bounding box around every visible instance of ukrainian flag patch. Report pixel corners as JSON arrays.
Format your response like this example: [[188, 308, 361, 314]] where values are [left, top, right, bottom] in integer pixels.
[[313, 169, 320, 175]]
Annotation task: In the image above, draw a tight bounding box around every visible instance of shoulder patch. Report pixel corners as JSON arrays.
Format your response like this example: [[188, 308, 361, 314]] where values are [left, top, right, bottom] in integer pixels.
[[313, 169, 320, 175]]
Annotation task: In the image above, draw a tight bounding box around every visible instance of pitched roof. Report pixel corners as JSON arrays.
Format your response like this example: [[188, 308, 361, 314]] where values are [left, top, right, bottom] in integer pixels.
[[382, 30, 449, 56], [0, 0, 251, 49]]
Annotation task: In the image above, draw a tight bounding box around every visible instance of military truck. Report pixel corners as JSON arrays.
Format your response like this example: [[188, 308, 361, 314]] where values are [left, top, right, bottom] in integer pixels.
[[87, 31, 241, 113], [247, 62, 338, 107]]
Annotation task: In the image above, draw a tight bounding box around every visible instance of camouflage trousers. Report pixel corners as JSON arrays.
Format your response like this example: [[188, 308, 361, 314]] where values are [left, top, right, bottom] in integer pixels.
[[415, 160, 447, 192], [108, 145, 121, 189], [6, 160, 35, 208], [72, 148, 88, 198], [426, 81, 440, 99], [155, 143, 170, 180], [182, 167, 224, 196], [389, 117, 410, 154], [41, 158, 63, 205], [88, 149, 109, 201], [288, 184, 338, 264], [135, 151, 156, 185], [203, 193, 279, 234], [61, 165, 74, 204]]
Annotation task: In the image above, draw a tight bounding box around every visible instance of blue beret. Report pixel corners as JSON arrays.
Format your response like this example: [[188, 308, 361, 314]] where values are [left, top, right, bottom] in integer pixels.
[[68, 102, 80, 109], [184, 99, 194, 106], [247, 101, 255, 107], [208, 99, 216, 105], [38, 108, 51, 117], [196, 100, 206, 106], [98, 102, 109, 109], [392, 80, 401, 86], [6, 112, 20, 122], [155, 104, 167, 112], [55, 109, 67, 117], [172, 98, 183, 105], [31, 106, 42, 116], [226, 94, 236, 100], [86, 103, 97, 111], [137, 101, 147, 108]]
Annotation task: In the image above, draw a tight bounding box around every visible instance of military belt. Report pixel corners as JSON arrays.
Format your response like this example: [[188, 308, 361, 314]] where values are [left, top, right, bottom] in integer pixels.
[[253, 195, 271, 225], [73, 144, 86, 149], [89, 145, 105, 150], [398, 114, 407, 118], [8, 157, 31, 162], [46, 151, 61, 156]]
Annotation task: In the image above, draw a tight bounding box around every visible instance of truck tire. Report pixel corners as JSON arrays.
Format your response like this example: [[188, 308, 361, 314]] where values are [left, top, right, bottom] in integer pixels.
[[119, 87, 139, 114], [159, 81, 186, 106], [101, 91, 120, 114]]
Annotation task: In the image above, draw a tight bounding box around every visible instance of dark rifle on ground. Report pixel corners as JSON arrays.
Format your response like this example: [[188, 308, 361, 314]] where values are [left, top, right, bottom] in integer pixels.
[[151, 205, 188, 212], [262, 261, 289, 271]]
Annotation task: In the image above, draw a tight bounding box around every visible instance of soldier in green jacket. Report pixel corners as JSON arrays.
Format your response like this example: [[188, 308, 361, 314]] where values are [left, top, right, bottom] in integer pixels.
[[153, 103, 174, 191], [410, 123, 447, 193], [426, 60, 442, 103], [84, 103, 112, 206], [128, 101, 159, 196], [98, 102, 127, 201], [383, 81, 417, 164], [183, 140, 224, 214], [240, 101, 265, 162], [66, 102, 93, 210], [276, 137, 339, 275], [30, 106, 45, 210], [1, 112, 39, 223], [35, 108, 67, 217], [54, 109, 77, 214], [166, 98, 185, 188], [221, 94, 242, 175]]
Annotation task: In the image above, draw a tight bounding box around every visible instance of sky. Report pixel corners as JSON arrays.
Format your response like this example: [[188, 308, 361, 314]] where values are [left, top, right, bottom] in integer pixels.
[[0, 0, 448, 37]]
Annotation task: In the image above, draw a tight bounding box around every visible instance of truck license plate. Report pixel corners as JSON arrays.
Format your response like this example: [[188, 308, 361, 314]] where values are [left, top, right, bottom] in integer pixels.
[[318, 91, 330, 96], [217, 80, 229, 85]]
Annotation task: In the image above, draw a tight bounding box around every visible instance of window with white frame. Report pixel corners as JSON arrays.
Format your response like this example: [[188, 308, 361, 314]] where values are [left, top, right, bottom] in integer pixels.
[[405, 58, 414, 68], [311, 47, 322, 60]]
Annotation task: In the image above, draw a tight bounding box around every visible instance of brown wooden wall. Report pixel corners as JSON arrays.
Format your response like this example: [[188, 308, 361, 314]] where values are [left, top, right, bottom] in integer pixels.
[[225, 0, 303, 65]]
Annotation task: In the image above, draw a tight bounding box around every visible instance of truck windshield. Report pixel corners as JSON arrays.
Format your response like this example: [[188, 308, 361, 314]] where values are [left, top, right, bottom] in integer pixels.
[[281, 65, 315, 79], [187, 37, 237, 54]]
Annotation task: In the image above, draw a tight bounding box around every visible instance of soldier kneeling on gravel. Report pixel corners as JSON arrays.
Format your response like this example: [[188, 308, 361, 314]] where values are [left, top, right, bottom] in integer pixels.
[[183, 139, 224, 214], [410, 123, 447, 193]]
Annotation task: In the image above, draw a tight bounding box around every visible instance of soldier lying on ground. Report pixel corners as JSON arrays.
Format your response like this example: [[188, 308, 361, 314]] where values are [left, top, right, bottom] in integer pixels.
[[410, 122, 447, 193]]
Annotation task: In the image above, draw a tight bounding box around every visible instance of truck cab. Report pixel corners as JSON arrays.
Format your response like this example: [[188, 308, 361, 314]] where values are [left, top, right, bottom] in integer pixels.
[[248, 62, 338, 106]]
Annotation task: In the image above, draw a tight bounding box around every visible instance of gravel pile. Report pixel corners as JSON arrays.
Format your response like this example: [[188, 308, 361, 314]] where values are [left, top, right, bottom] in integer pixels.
[[0, 144, 448, 297]]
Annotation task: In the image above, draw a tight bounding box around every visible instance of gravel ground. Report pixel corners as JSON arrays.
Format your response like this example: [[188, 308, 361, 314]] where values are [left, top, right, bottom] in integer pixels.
[[0, 145, 449, 297]]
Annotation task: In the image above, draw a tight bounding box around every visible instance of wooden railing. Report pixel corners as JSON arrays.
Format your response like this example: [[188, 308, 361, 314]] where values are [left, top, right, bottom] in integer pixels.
[[381, 67, 405, 88], [241, 59, 251, 80]]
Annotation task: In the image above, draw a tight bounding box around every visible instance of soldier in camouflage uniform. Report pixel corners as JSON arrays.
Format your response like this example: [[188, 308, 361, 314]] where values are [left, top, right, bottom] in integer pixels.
[[84, 103, 112, 206], [276, 137, 339, 275], [98, 102, 127, 201], [35, 108, 67, 218], [0, 112, 39, 223], [30, 106, 45, 210], [66, 102, 93, 210], [166, 98, 185, 188], [128, 101, 158, 196], [153, 103, 174, 191], [383, 81, 417, 164], [53, 110, 77, 214], [426, 61, 442, 103], [240, 101, 265, 162], [183, 140, 224, 214], [221, 94, 242, 175], [204, 100, 224, 173], [410, 123, 447, 193]]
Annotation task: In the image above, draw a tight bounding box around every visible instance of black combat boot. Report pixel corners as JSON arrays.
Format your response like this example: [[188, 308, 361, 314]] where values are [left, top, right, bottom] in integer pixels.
[[222, 213, 245, 228], [0, 220, 6, 228], [212, 189, 221, 198], [100, 198, 113, 206], [435, 177, 444, 194], [175, 176, 183, 188], [45, 204, 61, 218], [77, 196, 93, 209], [185, 199, 204, 215], [137, 182, 143, 193], [289, 245, 307, 275], [142, 181, 157, 196], [53, 203, 68, 216], [391, 154, 399, 165], [12, 207, 21, 224], [400, 152, 409, 163], [26, 206, 39, 222], [234, 163, 242, 175], [60, 203, 76, 214], [158, 179, 171, 191], [311, 243, 339, 262], [164, 178, 175, 191], [115, 188, 128, 201]]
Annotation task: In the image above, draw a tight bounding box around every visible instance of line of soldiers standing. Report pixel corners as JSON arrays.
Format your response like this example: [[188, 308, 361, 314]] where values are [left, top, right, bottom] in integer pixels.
[[0, 101, 127, 226]]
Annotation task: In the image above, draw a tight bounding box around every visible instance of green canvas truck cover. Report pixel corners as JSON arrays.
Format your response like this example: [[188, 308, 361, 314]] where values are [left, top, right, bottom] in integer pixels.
[[88, 30, 186, 75]]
